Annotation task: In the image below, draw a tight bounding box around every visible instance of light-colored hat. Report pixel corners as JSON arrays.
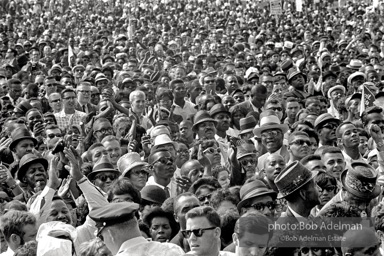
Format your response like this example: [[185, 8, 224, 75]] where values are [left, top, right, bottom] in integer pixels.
[[347, 72, 366, 84], [152, 134, 179, 151], [253, 115, 289, 137], [118, 152, 149, 177], [327, 85, 346, 98]]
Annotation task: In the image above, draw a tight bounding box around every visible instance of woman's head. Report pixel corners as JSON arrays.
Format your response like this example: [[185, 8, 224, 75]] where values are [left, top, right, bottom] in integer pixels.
[[143, 207, 179, 243]]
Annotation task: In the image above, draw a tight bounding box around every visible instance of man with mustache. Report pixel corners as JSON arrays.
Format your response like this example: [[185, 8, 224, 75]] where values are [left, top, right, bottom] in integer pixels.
[[192, 110, 217, 140], [287, 131, 311, 164], [254, 111, 290, 171]]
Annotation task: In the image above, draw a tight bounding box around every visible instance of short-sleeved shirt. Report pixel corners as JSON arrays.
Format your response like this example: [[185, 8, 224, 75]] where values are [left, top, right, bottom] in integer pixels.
[[54, 109, 87, 131]]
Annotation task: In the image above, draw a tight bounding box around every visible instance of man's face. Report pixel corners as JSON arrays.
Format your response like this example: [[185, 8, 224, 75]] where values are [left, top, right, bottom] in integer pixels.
[[90, 146, 108, 164], [175, 196, 200, 230], [46, 128, 62, 146], [20, 224, 38, 245], [25, 162, 47, 189], [234, 231, 268, 256], [203, 76, 216, 93], [93, 171, 119, 193], [45, 79, 57, 96], [61, 78, 73, 87], [131, 95, 145, 114], [290, 74, 305, 89], [359, 136, 368, 156], [213, 112, 231, 132], [305, 179, 320, 207], [152, 152, 176, 180], [190, 84, 203, 102], [180, 121, 193, 140], [242, 195, 275, 217], [339, 123, 359, 149], [197, 121, 216, 139], [289, 134, 311, 160], [265, 103, 283, 120], [49, 93, 62, 112], [186, 217, 219, 255], [225, 76, 239, 94], [46, 200, 72, 225], [173, 82, 186, 99], [103, 140, 121, 166], [322, 152, 345, 180], [76, 84, 91, 104], [239, 156, 257, 179], [251, 91, 267, 108], [261, 129, 283, 153], [264, 154, 285, 182], [93, 121, 113, 142], [318, 122, 338, 143], [304, 159, 326, 172], [26, 110, 43, 130], [306, 100, 321, 115], [10, 83, 22, 99], [62, 91, 76, 110]]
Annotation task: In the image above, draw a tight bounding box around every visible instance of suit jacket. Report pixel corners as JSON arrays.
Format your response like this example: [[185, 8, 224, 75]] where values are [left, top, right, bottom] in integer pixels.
[[75, 102, 98, 114], [257, 145, 290, 171]]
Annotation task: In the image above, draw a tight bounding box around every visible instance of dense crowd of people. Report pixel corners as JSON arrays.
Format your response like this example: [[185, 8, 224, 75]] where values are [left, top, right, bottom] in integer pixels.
[[2, 0, 384, 255]]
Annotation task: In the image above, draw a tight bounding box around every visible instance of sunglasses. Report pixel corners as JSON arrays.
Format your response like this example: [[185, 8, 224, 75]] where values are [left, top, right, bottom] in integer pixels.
[[251, 201, 276, 211], [95, 173, 119, 182], [240, 158, 256, 166], [268, 107, 282, 111], [321, 123, 338, 130], [155, 157, 174, 165], [203, 147, 221, 154], [198, 193, 212, 202], [290, 139, 311, 146], [47, 133, 62, 139], [181, 227, 216, 238], [50, 99, 61, 103]]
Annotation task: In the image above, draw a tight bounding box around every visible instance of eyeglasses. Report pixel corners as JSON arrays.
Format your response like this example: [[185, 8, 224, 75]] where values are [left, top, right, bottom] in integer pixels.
[[318, 185, 336, 194], [95, 128, 113, 134], [47, 133, 62, 139], [240, 158, 256, 166], [50, 99, 61, 103], [177, 150, 189, 156], [203, 147, 221, 154], [268, 107, 283, 111], [198, 193, 212, 202], [181, 227, 216, 238], [154, 157, 174, 165], [290, 139, 311, 146], [130, 169, 148, 176], [63, 96, 76, 100], [91, 93, 100, 98], [94, 173, 119, 182], [321, 123, 338, 130], [46, 84, 56, 87], [251, 201, 276, 211], [261, 130, 281, 138], [78, 90, 91, 94], [204, 79, 215, 84]]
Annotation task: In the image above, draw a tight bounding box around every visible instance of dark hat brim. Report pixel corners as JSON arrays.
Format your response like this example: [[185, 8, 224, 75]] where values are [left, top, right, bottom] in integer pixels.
[[277, 171, 318, 199], [17, 157, 48, 181], [87, 169, 120, 181], [10, 136, 37, 151], [192, 118, 218, 132], [237, 189, 277, 211], [340, 169, 380, 200]]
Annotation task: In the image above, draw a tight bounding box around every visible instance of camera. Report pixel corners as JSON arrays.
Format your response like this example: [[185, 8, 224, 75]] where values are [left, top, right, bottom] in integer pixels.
[[52, 139, 66, 154]]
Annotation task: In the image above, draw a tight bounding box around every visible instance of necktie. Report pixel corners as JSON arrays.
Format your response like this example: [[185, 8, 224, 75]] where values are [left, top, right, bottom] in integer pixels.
[[164, 187, 170, 198], [82, 105, 86, 113]]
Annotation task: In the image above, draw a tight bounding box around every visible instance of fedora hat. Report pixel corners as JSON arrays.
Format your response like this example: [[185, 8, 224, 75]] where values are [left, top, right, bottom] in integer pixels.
[[87, 155, 120, 180], [327, 85, 346, 99], [152, 134, 179, 151], [17, 153, 48, 182], [118, 152, 149, 177], [253, 115, 288, 137], [340, 162, 380, 200], [237, 180, 277, 211], [287, 69, 306, 82], [314, 113, 341, 130], [14, 100, 33, 115], [140, 185, 167, 205], [209, 103, 230, 117], [192, 110, 217, 132], [10, 127, 37, 151], [346, 59, 363, 70], [239, 116, 257, 135], [274, 161, 318, 199], [237, 142, 258, 160]]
